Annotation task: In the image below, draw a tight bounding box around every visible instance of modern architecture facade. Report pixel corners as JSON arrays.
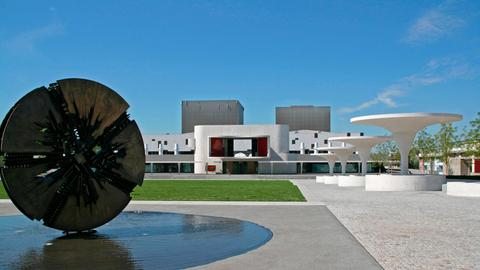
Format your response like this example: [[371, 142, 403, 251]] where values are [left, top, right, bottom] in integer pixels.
[[181, 100, 244, 133], [143, 128, 363, 174], [144, 100, 363, 174], [143, 129, 363, 175], [276, 105, 331, 132]]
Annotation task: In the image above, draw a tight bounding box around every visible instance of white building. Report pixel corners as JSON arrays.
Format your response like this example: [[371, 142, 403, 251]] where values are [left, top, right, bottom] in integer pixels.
[[143, 126, 362, 174]]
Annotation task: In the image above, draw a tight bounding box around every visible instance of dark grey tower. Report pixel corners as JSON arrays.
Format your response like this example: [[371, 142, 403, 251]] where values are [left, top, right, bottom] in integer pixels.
[[182, 100, 244, 133], [276, 105, 331, 131]]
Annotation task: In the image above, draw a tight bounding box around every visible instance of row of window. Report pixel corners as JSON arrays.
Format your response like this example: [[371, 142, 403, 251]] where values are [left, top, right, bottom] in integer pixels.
[[291, 140, 329, 147], [150, 132, 365, 147], [150, 139, 191, 146], [291, 132, 365, 146], [147, 150, 195, 155], [145, 163, 194, 173], [144, 162, 377, 174]]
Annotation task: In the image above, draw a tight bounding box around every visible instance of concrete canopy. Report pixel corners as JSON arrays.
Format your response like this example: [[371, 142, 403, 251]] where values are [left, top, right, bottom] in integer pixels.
[[351, 113, 462, 175], [328, 136, 392, 175], [316, 146, 355, 175]]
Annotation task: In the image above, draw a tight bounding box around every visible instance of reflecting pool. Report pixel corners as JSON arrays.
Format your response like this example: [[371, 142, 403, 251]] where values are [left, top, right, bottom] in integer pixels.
[[0, 211, 272, 270]]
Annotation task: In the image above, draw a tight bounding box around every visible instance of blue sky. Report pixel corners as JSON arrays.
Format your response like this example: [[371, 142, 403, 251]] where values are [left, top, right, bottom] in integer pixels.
[[1, 0, 479, 135]]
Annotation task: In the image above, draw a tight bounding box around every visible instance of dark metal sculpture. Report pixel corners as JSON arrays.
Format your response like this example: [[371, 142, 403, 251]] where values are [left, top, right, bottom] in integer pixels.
[[0, 78, 145, 231]]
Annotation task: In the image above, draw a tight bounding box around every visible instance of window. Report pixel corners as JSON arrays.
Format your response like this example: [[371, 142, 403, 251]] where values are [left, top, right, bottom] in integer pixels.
[[324, 139, 328, 144], [180, 163, 194, 173], [292, 140, 296, 144], [210, 137, 267, 157], [144, 163, 152, 173], [152, 163, 179, 173], [314, 133, 318, 138], [347, 132, 351, 137], [295, 138, 298, 140], [151, 138, 155, 141], [164, 140, 168, 145], [311, 144, 315, 149], [185, 139, 188, 145], [360, 132, 364, 136]]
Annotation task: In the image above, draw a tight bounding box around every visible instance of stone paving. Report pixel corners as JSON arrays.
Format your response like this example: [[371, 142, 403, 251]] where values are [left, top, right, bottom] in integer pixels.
[[0, 201, 382, 270], [293, 180, 480, 270]]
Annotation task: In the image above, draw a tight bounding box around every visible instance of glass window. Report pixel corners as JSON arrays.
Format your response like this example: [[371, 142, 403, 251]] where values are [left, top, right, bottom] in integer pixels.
[[151, 138, 155, 141], [292, 140, 296, 144], [164, 141, 168, 145], [324, 139, 328, 144], [152, 163, 178, 173], [347, 132, 351, 137], [302, 163, 329, 173], [314, 133, 318, 138], [180, 163, 194, 173], [311, 144, 315, 149], [144, 163, 152, 173], [360, 132, 364, 136], [185, 139, 188, 145]]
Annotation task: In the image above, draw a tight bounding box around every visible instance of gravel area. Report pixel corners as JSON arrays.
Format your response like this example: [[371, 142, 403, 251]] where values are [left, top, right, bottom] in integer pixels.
[[293, 180, 480, 270]]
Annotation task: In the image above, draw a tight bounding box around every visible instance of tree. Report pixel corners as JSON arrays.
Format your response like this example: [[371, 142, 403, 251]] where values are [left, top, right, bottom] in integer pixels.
[[435, 123, 458, 175], [371, 140, 399, 173], [463, 112, 480, 158], [413, 129, 436, 174]]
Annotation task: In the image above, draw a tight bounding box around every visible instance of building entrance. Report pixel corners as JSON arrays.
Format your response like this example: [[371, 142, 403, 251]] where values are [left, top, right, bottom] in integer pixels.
[[223, 161, 258, 174]]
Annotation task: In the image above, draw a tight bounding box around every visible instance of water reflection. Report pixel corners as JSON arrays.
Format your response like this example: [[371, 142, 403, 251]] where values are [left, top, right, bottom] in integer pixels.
[[0, 212, 272, 270], [9, 234, 135, 270]]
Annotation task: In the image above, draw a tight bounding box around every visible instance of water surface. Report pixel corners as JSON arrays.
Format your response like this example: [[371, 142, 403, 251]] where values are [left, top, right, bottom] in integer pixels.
[[0, 211, 272, 270]]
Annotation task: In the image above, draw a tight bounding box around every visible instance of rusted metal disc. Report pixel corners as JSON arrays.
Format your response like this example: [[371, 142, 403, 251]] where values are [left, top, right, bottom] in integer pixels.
[[0, 78, 145, 231]]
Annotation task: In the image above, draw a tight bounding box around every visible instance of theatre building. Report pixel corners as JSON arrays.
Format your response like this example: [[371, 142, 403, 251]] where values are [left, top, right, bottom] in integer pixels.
[[143, 100, 362, 175]]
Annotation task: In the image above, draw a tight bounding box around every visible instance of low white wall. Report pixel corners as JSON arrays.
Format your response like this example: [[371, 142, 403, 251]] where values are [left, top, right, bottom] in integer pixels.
[[338, 175, 365, 187], [324, 175, 338, 185], [315, 176, 324, 183], [447, 181, 480, 197], [365, 175, 446, 191]]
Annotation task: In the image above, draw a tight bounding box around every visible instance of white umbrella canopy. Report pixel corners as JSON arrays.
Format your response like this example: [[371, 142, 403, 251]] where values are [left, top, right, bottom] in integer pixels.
[[351, 113, 462, 175]]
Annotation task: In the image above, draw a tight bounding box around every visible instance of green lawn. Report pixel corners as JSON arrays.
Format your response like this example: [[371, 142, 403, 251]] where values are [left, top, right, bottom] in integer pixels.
[[0, 183, 7, 199], [0, 180, 306, 201], [132, 180, 305, 201]]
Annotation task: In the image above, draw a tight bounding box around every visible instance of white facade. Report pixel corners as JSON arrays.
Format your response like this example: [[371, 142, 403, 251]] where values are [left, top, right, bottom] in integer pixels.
[[193, 124, 295, 174], [143, 127, 364, 174], [289, 130, 362, 153], [143, 133, 195, 155]]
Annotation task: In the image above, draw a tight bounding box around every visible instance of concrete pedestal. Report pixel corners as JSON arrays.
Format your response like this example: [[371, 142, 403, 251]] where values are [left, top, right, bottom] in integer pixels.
[[323, 175, 338, 185], [338, 175, 365, 187], [365, 175, 446, 191], [447, 181, 480, 197], [315, 176, 324, 183]]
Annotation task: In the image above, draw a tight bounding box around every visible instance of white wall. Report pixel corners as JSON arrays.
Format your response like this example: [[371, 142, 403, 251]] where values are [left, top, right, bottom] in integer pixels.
[[193, 124, 295, 174], [143, 133, 194, 154], [289, 130, 362, 152]]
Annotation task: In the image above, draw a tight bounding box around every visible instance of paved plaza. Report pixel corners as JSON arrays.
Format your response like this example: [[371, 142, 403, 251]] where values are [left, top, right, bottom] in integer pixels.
[[2, 179, 480, 270], [0, 200, 381, 270], [293, 180, 480, 270]]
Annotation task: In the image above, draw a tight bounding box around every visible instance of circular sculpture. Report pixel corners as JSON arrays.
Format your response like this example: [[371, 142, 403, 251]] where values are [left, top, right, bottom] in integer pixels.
[[0, 78, 145, 231]]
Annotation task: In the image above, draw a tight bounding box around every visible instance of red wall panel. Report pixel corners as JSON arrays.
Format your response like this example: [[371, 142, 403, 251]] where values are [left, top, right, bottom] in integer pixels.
[[257, 137, 268, 157], [210, 138, 224, 157], [475, 159, 480, 173]]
